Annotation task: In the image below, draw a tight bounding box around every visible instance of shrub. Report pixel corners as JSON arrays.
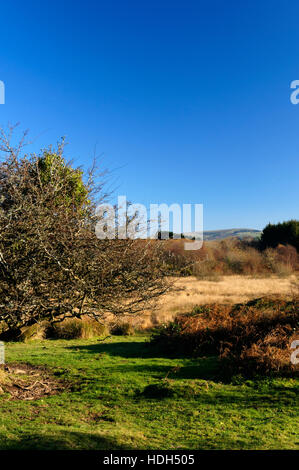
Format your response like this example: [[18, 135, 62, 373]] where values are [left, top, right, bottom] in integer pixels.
[[193, 258, 220, 279], [19, 323, 49, 342], [160, 237, 297, 278], [110, 322, 135, 336], [46, 319, 108, 340], [151, 297, 299, 376]]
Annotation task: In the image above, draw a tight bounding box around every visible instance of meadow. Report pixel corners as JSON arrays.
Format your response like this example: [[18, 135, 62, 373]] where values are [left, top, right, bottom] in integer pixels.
[[136, 274, 298, 328], [0, 255, 298, 450], [0, 334, 298, 450]]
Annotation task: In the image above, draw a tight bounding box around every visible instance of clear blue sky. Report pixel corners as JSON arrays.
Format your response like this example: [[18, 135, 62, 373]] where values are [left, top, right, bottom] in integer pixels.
[[0, 0, 298, 230]]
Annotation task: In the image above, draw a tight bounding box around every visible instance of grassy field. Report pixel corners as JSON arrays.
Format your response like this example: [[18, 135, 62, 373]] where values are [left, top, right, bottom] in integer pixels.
[[0, 334, 298, 450], [139, 275, 299, 328]]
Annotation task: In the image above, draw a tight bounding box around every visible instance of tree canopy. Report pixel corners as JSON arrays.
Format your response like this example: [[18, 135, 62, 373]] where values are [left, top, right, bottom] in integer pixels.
[[261, 220, 299, 252], [0, 127, 168, 338]]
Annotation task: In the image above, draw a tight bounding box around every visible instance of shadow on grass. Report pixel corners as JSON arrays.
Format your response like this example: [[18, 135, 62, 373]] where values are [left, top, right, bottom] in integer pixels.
[[107, 360, 220, 381], [0, 430, 133, 450], [0, 431, 276, 450], [135, 384, 298, 407], [66, 342, 222, 381], [67, 341, 160, 359], [66, 340, 221, 365], [65, 342, 297, 386]]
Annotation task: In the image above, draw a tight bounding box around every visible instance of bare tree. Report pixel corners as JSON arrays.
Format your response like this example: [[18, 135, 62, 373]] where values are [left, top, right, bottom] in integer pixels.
[[0, 126, 169, 338]]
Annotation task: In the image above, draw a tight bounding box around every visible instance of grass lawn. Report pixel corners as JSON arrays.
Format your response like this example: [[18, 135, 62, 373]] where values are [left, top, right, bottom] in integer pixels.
[[0, 334, 298, 450]]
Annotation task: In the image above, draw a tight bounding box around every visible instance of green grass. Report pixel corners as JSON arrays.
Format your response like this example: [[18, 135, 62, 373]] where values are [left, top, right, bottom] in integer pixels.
[[0, 334, 298, 450]]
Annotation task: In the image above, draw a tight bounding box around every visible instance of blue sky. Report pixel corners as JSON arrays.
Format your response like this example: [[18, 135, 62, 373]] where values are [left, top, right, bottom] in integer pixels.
[[0, 0, 298, 230]]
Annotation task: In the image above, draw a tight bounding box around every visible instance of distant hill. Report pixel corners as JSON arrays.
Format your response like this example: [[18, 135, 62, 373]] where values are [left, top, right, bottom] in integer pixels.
[[200, 228, 261, 241], [159, 229, 262, 241]]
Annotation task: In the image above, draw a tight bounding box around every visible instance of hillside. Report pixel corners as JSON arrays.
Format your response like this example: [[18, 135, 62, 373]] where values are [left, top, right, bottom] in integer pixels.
[[162, 228, 262, 241], [202, 228, 261, 241]]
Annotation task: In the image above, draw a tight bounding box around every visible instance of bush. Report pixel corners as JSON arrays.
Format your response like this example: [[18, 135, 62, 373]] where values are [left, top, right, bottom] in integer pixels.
[[151, 297, 299, 376], [160, 237, 298, 278], [193, 258, 220, 279], [263, 245, 297, 276], [46, 319, 108, 340], [19, 323, 49, 342], [110, 322, 135, 336], [6, 318, 109, 342]]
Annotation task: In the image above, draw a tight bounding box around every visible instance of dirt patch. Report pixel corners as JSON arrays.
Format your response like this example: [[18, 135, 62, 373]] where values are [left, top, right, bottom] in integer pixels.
[[0, 363, 70, 400]]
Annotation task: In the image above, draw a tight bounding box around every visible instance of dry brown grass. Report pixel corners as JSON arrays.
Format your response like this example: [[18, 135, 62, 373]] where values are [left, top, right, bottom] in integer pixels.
[[135, 274, 299, 329], [8, 274, 298, 337], [151, 296, 299, 375], [150, 296, 299, 376], [161, 238, 299, 277], [0, 368, 10, 386]]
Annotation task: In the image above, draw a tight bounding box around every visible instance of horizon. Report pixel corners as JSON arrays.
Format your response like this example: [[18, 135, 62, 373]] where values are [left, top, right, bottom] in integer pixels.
[[0, 1, 298, 231]]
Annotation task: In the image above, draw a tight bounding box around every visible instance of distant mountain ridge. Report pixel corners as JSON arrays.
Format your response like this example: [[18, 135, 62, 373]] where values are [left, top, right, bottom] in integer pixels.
[[202, 228, 261, 241], [159, 228, 262, 241]]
